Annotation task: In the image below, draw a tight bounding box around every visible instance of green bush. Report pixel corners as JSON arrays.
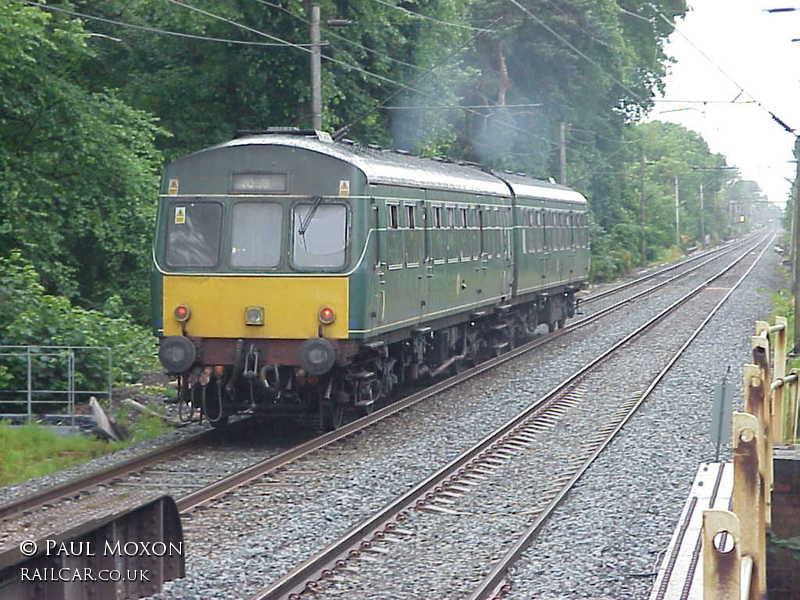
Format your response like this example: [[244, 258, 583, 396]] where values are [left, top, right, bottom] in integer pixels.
[[0, 251, 156, 394]]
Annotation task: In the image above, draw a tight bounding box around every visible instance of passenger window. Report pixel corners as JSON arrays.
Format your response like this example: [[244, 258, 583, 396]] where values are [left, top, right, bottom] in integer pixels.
[[231, 202, 282, 267], [434, 207, 443, 228], [447, 207, 455, 228], [292, 203, 347, 268], [407, 205, 416, 229], [389, 204, 399, 229], [460, 208, 468, 228], [166, 202, 222, 268]]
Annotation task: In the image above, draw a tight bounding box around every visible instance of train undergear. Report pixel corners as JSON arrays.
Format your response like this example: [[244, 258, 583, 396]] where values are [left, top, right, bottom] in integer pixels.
[[173, 289, 578, 431]]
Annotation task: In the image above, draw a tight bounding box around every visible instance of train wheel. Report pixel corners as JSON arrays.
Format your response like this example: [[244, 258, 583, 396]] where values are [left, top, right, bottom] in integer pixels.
[[547, 321, 557, 333], [557, 317, 566, 329], [321, 395, 347, 431], [355, 380, 378, 417]]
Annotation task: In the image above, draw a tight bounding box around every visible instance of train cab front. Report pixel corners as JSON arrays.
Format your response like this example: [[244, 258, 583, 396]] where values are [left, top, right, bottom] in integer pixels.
[[153, 141, 364, 425], [157, 274, 350, 425]]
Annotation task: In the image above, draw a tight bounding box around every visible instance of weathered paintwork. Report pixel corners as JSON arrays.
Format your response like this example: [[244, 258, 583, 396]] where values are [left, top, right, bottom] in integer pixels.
[[162, 275, 349, 339], [152, 132, 589, 348]]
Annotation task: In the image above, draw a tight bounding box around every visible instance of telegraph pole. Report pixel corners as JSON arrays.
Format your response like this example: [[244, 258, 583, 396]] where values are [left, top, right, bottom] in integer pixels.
[[639, 151, 646, 263], [310, 4, 322, 131], [699, 183, 705, 247], [559, 122, 567, 185], [674, 175, 680, 247], [793, 138, 800, 353]]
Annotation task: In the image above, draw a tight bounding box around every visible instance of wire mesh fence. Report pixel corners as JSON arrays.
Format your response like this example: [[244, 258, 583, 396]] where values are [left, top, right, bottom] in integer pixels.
[[0, 346, 113, 425]]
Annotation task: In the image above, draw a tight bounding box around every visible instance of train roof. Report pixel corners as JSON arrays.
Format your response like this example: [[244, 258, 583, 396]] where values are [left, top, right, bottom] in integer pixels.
[[193, 130, 585, 203], [492, 171, 586, 205]]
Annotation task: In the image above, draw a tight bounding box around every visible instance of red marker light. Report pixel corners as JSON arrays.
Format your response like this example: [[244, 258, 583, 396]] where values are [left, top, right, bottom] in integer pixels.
[[318, 307, 335, 325], [174, 305, 191, 322]]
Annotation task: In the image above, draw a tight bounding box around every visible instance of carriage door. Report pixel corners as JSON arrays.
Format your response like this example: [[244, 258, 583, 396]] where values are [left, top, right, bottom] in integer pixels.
[[404, 199, 426, 319], [502, 206, 513, 298], [540, 209, 552, 285]]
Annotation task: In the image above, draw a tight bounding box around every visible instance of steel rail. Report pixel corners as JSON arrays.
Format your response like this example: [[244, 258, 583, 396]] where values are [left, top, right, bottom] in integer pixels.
[[0, 234, 754, 524], [466, 233, 775, 600], [177, 236, 759, 515], [247, 234, 771, 600], [580, 234, 748, 305], [0, 426, 221, 521]]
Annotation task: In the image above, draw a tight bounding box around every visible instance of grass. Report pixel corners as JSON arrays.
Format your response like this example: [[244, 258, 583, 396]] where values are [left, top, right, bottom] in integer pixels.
[[769, 270, 800, 371], [0, 413, 171, 487], [768, 266, 800, 441], [656, 245, 684, 264]]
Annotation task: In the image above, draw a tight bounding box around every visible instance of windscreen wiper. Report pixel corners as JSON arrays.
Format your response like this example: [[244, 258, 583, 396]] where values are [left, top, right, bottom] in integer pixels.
[[298, 195, 323, 237]]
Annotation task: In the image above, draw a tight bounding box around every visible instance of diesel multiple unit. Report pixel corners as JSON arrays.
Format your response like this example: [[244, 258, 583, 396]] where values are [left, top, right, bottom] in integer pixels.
[[154, 129, 590, 428]]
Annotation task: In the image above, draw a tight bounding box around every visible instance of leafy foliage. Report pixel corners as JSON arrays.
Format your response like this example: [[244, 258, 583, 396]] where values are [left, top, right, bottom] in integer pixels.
[[0, 0, 165, 321], [1, 0, 759, 343], [0, 253, 157, 392]]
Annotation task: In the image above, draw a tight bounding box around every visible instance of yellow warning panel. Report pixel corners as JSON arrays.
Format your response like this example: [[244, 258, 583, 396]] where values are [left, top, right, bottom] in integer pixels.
[[174, 206, 186, 224], [168, 178, 180, 195], [162, 275, 349, 339]]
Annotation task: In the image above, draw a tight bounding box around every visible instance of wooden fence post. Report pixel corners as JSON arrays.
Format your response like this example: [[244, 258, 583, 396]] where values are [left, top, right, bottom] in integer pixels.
[[703, 509, 742, 600], [732, 410, 767, 599]]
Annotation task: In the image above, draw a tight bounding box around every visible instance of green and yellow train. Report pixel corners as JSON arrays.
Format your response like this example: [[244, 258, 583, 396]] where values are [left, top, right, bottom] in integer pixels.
[[153, 128, 589, 428]]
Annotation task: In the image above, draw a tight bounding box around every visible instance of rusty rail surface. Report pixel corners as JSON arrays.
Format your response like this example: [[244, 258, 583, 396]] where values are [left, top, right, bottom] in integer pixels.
[[580, 234, 749, 306], [0, 234, 743, 527], [176, 236, 766, 517], [467, 233, 775, 600], [0, 231, 751, 593], [0, 427, 222, 522], [242, 235, 771, 600]]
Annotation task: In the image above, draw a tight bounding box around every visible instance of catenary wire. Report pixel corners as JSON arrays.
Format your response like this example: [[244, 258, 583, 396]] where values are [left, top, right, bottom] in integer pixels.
[[22, 1, 312, 46], [366, 0, 496, 33], [163, 0, 428, 89], [656, 10, 795, 135], [249, 0, 427, 73], [539, 0, 616, 50], [505, 0, 646, 103], [162, 0, 555, 147]]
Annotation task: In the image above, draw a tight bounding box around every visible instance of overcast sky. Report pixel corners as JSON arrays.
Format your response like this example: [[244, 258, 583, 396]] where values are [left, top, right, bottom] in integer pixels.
[[650, 0, 799, 207]]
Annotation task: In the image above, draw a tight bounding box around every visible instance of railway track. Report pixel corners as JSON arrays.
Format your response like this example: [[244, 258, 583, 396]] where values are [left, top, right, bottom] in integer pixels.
[[0, 235, 759, 573], [238, 232, 772, 600], [577, 235, 745, 308], [171, 235, 759, 516]]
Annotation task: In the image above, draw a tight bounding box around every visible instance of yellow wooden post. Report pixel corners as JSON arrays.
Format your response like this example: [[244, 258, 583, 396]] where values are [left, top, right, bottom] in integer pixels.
[[703, 510, 742, 600], [745, 350, 773, 532], [790, 369, 800, 443], [771, 318, 788, 443], [774, 317, 787, 379], [732, 411, 767, 599]]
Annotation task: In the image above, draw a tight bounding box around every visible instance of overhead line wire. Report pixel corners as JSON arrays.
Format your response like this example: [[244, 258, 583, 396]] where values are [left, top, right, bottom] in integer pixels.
[[505, 0, 646, 103], [163, 0, 420, 89], [250, 0, 427, 74], [366, 0, 496, 33], [616, 4, 654, 23], [22, 1, 313, 46], [538, 0, 616, 50], [656, 11, 795, 135], [162, 0, 555, 148]]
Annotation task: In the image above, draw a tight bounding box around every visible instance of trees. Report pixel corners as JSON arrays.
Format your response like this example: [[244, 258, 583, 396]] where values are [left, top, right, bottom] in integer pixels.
[[3, 0, 731, 321], [0, 0, 164, 321]]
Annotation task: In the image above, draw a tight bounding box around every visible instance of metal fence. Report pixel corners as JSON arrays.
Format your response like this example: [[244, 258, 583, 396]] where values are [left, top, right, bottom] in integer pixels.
[[0, 345, 113, 425]]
